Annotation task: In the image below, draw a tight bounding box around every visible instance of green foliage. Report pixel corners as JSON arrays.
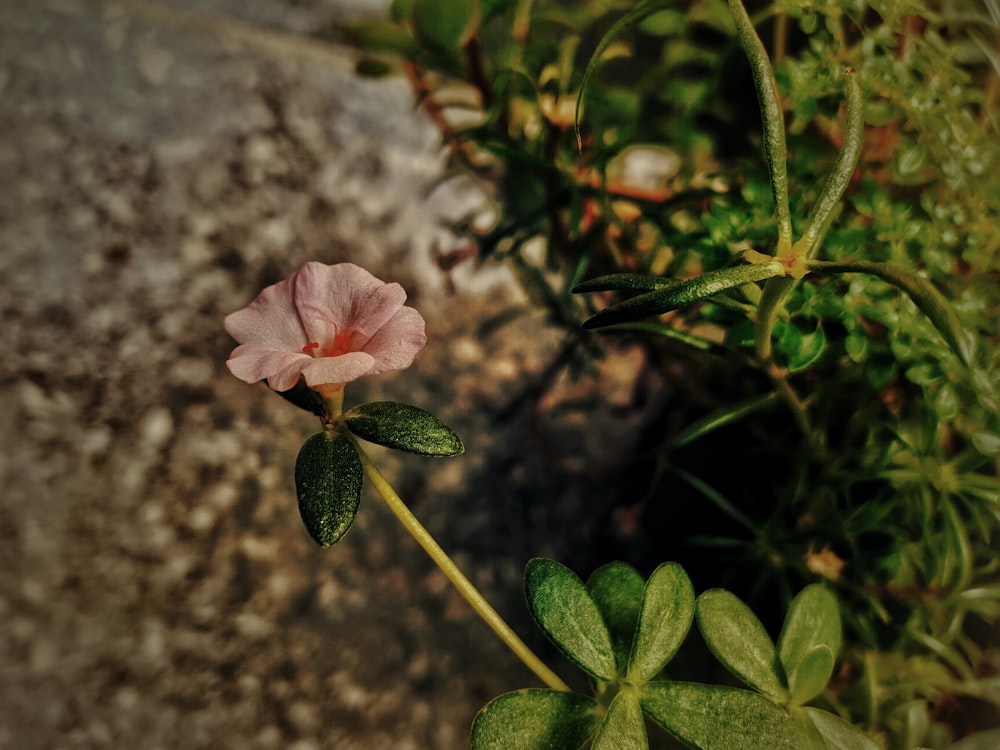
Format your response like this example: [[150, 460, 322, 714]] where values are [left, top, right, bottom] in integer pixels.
[[295, 429, 363, 548], [344, 401, 465, 456], [291, 400, 463, 546], [474, 559, 879, 750], [342, 0, 1000, 744]]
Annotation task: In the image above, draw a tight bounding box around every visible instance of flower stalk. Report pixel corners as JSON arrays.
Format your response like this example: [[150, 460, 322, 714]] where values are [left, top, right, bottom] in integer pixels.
[[354, 441, 572, 693]]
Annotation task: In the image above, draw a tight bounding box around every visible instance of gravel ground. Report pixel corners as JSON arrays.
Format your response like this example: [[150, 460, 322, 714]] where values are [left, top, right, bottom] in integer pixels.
[[0, 2, 659, 748]]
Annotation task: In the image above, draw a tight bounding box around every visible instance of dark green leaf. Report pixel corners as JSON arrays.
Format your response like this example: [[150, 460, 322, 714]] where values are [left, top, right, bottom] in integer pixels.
[[572, 273, 678, 294], [669, 394, 779, 450], [344, 401, 464, 456], [776, 321, 827, 373], [275, 378, 326, 417], [525, 558, 617, 681], [294, 430, 363, 548], [587, 562, 645, 674], [777, 584, 841, 705], [628, 563, 695, 682], [471, 689, 600, 750], [582, 263, 785, 329], [641, 682, 808, 749], [412, 0, 481, 51], [696, 589, 787, 701], [592, 692, 647, 750]]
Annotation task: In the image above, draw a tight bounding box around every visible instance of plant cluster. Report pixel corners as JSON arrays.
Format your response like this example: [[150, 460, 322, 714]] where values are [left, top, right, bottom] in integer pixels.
[[340, 0, 999, 745], [222, 1, 999, 748]]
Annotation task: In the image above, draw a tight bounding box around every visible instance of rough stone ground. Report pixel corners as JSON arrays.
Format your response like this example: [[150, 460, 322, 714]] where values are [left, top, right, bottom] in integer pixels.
[[0, 2, 661, 748]]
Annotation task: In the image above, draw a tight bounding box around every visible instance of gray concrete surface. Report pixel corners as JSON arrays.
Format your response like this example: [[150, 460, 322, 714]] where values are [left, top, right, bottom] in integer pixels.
[[0, 2, 655, 747]]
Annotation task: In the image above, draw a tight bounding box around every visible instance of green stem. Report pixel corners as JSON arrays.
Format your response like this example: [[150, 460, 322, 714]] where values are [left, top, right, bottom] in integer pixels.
[[754, 276, 793, 362], [355, 442, 572, 693], [753, 280, 825, 457]]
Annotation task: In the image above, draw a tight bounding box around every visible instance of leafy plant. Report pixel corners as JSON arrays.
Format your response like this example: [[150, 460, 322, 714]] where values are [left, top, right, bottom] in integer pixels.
[[473, 559, 880, 749], [315, 0, 1000, 745]]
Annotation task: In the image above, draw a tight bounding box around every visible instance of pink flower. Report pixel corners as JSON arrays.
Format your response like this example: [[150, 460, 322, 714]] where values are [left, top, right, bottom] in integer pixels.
[[225, 262, 427, 392]]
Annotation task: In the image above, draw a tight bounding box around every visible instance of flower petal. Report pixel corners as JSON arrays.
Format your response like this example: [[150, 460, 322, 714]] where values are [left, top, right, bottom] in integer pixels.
[[301, 351, 378, 387], [226, 344, 313, 391], [225, 275, 307, 350], [363, 306, 427, 372], [293, 262, 407, 346]]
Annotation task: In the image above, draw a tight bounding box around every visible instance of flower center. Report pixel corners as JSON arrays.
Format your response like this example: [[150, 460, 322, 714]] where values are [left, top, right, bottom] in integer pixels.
[[303, 326, 358, 358]]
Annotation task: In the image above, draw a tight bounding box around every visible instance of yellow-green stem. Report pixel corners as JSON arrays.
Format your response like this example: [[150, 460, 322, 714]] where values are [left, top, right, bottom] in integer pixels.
[[355, 442, 572, 693]]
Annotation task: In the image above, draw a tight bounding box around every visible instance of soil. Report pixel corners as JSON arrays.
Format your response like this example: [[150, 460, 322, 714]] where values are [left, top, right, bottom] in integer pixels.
[[0, 2, 662, 748]]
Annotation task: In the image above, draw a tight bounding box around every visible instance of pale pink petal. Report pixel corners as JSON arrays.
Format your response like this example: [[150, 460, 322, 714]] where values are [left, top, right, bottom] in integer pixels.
[[226, 344, 313, 390], [224, 261, 427, 392], [301, 351, 378, 387], [293, 262, 406, 345], [225, 276, 307, 350], [362, 306, 427, 372]]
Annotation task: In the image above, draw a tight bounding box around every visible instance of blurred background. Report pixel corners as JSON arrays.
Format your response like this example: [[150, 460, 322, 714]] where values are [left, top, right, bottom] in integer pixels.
[[0, 1, 653, 747]]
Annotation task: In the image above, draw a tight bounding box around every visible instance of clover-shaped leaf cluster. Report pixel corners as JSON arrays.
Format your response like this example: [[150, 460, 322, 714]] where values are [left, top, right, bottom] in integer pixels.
[[473, 559, 880, 750], [295, 401, 463, 547]]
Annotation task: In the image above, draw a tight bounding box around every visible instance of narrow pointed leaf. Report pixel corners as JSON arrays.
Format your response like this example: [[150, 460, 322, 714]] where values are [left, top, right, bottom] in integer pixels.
[[574, 0, 673, 147], [641, 682, 808, 749], [588, 562, 645, 674], [803, 707, 883, 750], [592, 692, 647, 750], [777, 584, 841, 704], [294, 430, 363, 548], [696, 589, 787, 701], [807, 259, 974, 365], [669, 393, 779, 450], [582, 263, 785, 329], [471, 689, 601, 750], [628, 563, 695, 681], [344, 401, 464, 456], [572, 273, 678, 294], [728, 0, 792, 251], [798, 69, 864, 256], [525, 558, 617, 681]]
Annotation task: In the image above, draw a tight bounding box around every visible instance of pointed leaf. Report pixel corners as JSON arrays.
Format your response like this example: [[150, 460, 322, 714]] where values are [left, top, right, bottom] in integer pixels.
[[294, 430, 363, 548], [628, 563, 695, 681], [797, 69, 864, 256], [582, 263, 785, 329], [471, 689, 601, 750], [525, 559, 617, 681], [592, 692, 647, 750], [728, 0, 793, 250], [572, 273, 678, 294], [641, 682, 808, 750], [696, 589, 787, 701], [574, 0, 674, 147], [344, 401, 464, 456], [803, 707, 883, 750], [587, 562, 645, 674], [777, 584, 841, 704]]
